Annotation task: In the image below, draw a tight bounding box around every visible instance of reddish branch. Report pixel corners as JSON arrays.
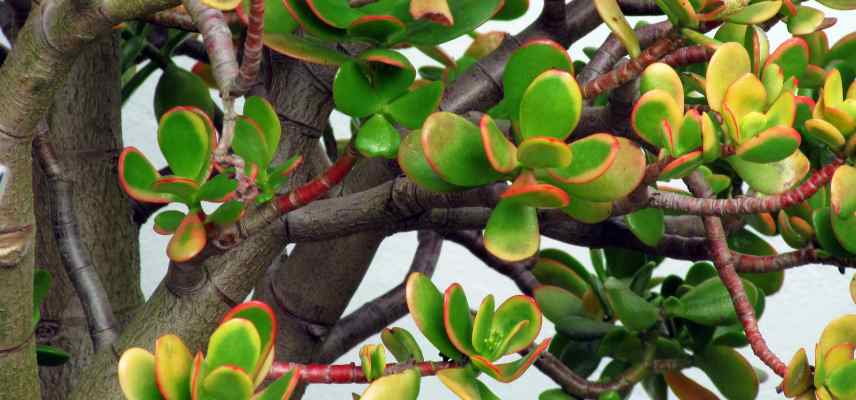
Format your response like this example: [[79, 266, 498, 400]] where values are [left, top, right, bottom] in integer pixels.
[[33, 130, 119, 352], [686, 172, 788, 377], [647, 160, 842, 216], [660, 45, 715, 67], [733, 248, 856, 273], [581, 35, 683, 99], [236, 0, 265, 93], [182, 0, 238, 93], [268, 360, 460, 384], [441, 230, 539, 295]]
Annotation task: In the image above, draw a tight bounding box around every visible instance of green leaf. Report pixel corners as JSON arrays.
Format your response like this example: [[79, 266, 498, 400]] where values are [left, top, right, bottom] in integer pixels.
[[631, 89, 681, 149], [158, 108, 214, 182], [348, 15, 406, 44], [252, 367, 299, 400], [625, 208, 665, 247], [664, 277, 761, 326], [154, 334, 193, 400], [360, 344, 386, 381], [33, 268, 51, 315], [550, 136, 646, 202], [549, 133, 618, 185], [402, 0, 503, 46], [594, 0, 640, 57], [206, 318, 262, 374], [118, 147, 170, 204], [493, 0, 529, 20], [685, 262, 717, 286], [355, 114, 400, 159], [472, 295, 496, 356], [517, 136, 573, 169], [604, 277, 658, 331], [381, 327, 423, 363], [534, 286, 584, 323], [787, 6, 826, 35], [766, 37, 810, 83], [735, 125, 801, 163], [783, 348, 812, 397], [154, 65, 216, 120], [36, 344, 70, 367], [152, 177, 198, 205], [519, 70, 582, 141], [470, 339, 550, 382], [539, 389, 575, 400], [243, 97, 281, 162], [707, 42, 752, 112], [166, 212, 207, 262], [728, 150, 810, 194], [722, 73, 767, 143], [696, 345, 759, 400], [421, 112, 503, 187], [659, 151, 703, 181], [221, 301, 277, 382], [387, 81, 444, 129], [443, 283, 476, 356], [436, 367, 482, 400], [814, 207, 851, 257], [479, 114, 518, 174], [205, 200, 244, 227], [154, 210, 186, 235], [664, 371, 719, 400], [671, 110, 702, 157], [491, 295, 542, 355], [560, 196, 613, 224], [500, 40, 573, 119], [501, 171, 569, 208], [267, 154, 304, 192], [724, 0, 781, 24], [203, 366, 254, 399], [118, 348, 161, 400], [397, 129, 465, 193], [264, 31, 351, 65], [832, 164, 856, 218], [198, 174, 238, 202], [827, 360, 856, 399], [405, 273, 463, 360], [532, 255, 589, 298], [484, 200, 540, 262], [359, 369, 421, 400], [233, 116, 270, 169]]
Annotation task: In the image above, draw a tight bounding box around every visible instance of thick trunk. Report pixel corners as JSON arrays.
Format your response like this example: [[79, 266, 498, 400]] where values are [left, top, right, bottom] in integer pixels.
[[34, 33, 143, 399]]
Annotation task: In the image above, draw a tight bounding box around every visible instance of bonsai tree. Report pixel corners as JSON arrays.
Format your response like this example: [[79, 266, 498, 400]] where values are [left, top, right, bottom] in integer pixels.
[[4, 0, 856, 398]]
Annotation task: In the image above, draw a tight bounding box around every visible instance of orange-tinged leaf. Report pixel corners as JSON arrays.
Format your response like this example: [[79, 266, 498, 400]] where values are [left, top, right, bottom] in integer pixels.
[[664, 371, 719, 400], [166, 212, 206, 262], [783, 348, 811, 397], [707, 42, 752, 112]]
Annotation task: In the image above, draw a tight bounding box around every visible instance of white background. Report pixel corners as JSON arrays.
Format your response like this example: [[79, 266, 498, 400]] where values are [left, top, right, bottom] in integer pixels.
[[123, 3, 856, 398]]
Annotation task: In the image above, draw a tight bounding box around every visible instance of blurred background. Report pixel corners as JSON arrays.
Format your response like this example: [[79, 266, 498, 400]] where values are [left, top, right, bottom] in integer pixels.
[[123, 4, 856, 398]]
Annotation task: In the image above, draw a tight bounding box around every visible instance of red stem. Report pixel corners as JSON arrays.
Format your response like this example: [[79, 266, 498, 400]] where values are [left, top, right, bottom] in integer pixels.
[[275, 146, 360, 214], [660, 45, 715, 67], [268, 360, 459, 384], [237, 0, 264, 92], [581, 35, 683, 99]]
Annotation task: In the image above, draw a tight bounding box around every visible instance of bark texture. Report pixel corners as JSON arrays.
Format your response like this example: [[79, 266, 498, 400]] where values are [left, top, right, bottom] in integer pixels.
[[34, 33, 143, 399]]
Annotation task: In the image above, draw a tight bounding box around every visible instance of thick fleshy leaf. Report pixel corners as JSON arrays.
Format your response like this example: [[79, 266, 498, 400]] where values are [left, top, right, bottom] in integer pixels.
[[154, 66, 217, 121], [631, 89, 681, 148], [735, 125, 801, 163], [267, 154, 304, 192], [594, 0, 640, 57], [553, 136, 646, 202], [472, 295, 496, 356], [831, 211, 856, 253], [492, 295, 542, 355], [817, 0, 856, 9], [465, 31, 508, 60], [778, 211, 813, 249], [198, 174, 238, 202], [303, 0, 361, 28], [264, 31, 351, 65], [787, 6, 826, 35], [832, 164, 856, 218], [519, 70, 582, 141], [722, 73, 767, 143], [152, 177, 198, 205], [252, 367, 299, 400], [625, 208, 665, 247], [154, 334, 193, 400], [118, 348, 160, 400], [243, 97, 281, 162], [501, 171, 569, 208], [403, 0, 503, 46], [664, 371, 718, 400], [560, 197, 613, 223], [360, 369, 421, 400], [707, 42, 752, 112], [398, 130, 464, 192], [728, 150, 810, 194], [381, 327, 423, 363], [158, 109, 213, 182], [333, 52, 415, 118], [499, 40, 573, 119], [205, 200, 244, 227], [166, 212, 206, 262], [766, 37, 810, 82], [405, 272, 464, 360], [685, 261, 717, 286], [422, 112, 503, 186], [659, 150, 703, 181], [356, 114, 400, 159], [154, 211, 186, 237], [437, 367, 481, 400], [203, 366, 253, 399], [604, 277, 658, 331], [484, 200, 540, 262], [470, 339, 550, 382], [532, 257, 589, 297], [640, 63, 683, 110], [664, 276, 761, 326], [206, 318, 262, 374], [493, 0, 529, 20], [221, 301, 277, 382], [410, 0, 454, 26], [696, 345, 759, 400], [549, 134, 618, 184], [701, 112, 722, 162], [233, 115, 270, 169], [201, 0, 241, 10], [805, 118, 846, 150], [360, 344, 386, 381], [814, 207, 851, 257], [479, 115, 518, 174], [670, 110, 702, 157], [534, 285, 584, 323], [348, 15, 406, 44], [724, 0, 781, 24], [387, 81, 444, 129], [517, 137, 572, 170], [443, 284, 476, 356], [36, 344, 70, 367], [119, 147, 169, 204], [783, 348, 811, 397], [827, 360, 856, 399]]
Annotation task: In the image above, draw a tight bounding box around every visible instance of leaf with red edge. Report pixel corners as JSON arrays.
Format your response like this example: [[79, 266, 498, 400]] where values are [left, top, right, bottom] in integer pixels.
[[729, 150, 810, 194], [154, 334, 193, 400], [491, 295, 542, 355], [239, 0, 299, 36], [787, 5, 826, 35], [664, 371, 719, 400], [264, 31, 351, 65], [233, 116, 270, 170], [724, 0, 781, 24], [398, 129, 465, 193], [560, 196, 613, 224], [470, 339, 551, 383], [554, 137, 646, 202], [765, 37, 810, 82], [243, 97, 281, 162], [519, 70, 582, 141], [659, 150, 703, 180], [406, 272, 464, 360], [410, 0, 454, 26], [766, 90, 796, 128], [191, 62, 218, 89], [496, 40, 573, 119], [436, 367, 482, 400], [203, 365, 254, 399], [118, 147, 170, 204], [783, 348, 812, 397], [154, 66, 217, 121], [517, 136, 572, 169], [334, 50, 415, 118], [549, 133, 618, 184], [158, 108, 215, 183], [403, 0, 503, 46], [465, 31, 508, 59], [735, 126, 801, 163], [253, 367, 300, 400], [640, 63, 683, 110], [443, 284, 476, 356], [831, 164, 856, 218], [387, 80, 444, 129], [118, 348, 160, 400], [492, 0, 529, 20], [267, 154, 304, 191], [305, 0, 361, 28], [501, 170, 569, 208], [221, 301, 277, 383], [707, 42, 751, 112], [479, 114, 518, 174], [701, 112, 722, 162], [198, 174, 238, 202], [631, 89, 682, 149], [722, 73, 767, 143], [154, 210, 186, 235], [360, 369, 421, 400], [484, 200, 540, 261], [152, 176, 199, 205], [348, 15, 406, 44], [422, 112, 503, 187], [167, 212, 206, 262], [671, 110, 702, 157]]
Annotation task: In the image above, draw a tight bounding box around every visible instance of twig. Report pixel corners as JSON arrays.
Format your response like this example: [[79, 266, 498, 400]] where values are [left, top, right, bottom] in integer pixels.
[[236, 0, 265, 93], [317, 231, 443, 362], [268, 360, 460, 384], [33, 127, 119, 352], [661, 45, 715, 67], [581, 35, 683, 99], [441, 230, 539, 295], [685, 172, 787, 377], [143, 8, 197, 31]]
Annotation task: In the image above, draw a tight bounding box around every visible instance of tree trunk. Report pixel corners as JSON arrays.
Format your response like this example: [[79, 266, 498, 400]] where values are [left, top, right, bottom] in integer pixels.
[[34, 33, 143, 399]]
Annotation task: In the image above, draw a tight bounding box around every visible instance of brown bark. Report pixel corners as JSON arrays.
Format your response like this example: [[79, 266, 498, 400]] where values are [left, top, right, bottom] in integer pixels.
[[33, 33, 143, 399]]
